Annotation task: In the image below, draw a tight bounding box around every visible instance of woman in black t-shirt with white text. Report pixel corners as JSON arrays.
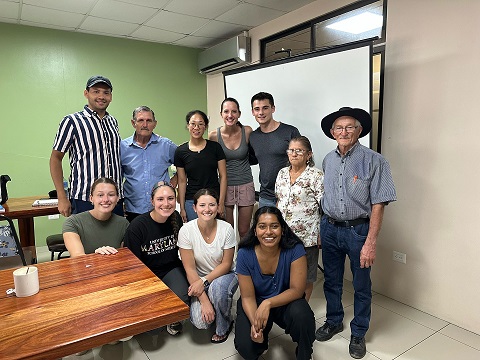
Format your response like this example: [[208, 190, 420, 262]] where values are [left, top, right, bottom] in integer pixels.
[[124, 181, 189, 336]]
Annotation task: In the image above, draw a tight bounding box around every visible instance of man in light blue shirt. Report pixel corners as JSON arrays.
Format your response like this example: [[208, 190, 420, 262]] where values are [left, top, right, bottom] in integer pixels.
[[315, 107, 396, 359], [121, 106, 177, 222]]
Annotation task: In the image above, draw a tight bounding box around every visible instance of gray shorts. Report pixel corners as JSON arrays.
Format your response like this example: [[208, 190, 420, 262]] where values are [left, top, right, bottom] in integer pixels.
[[305, 246, 320, 283], [225, 182, 256, 206]]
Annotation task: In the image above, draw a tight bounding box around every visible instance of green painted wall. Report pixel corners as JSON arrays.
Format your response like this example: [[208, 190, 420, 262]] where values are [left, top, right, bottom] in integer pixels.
[[0, 23, 206, 247]]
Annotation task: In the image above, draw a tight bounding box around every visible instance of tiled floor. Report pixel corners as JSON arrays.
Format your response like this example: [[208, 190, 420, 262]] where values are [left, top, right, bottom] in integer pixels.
[[35, 247, 479, 360]]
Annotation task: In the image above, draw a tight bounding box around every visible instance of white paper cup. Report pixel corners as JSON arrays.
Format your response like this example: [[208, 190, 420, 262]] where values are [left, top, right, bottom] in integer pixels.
[[13, 266, 39, 297]]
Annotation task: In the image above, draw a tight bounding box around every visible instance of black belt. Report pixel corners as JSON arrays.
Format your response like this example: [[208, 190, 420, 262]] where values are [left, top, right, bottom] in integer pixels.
[[327, 217, 369, 227]]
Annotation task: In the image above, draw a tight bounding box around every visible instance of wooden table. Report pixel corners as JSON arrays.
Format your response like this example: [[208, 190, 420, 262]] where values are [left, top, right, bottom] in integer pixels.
[[0, 248, 190, 360], [2, 196, 59, 258]]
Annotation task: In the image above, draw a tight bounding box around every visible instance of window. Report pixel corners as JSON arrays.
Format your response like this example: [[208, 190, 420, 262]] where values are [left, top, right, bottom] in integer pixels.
[[314, 1, 384, 51], [263, 26, 311, 62]]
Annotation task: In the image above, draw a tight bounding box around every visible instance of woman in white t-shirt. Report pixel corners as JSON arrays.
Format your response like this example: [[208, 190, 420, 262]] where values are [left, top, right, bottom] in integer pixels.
[[178, 188, 238, 344]]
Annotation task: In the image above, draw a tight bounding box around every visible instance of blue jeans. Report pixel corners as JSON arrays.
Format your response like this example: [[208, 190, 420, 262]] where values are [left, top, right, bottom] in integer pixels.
[[258, 197, 276, 208], [190, 272, 238, 336], [321, 215, 372, 337], [184, 199, 197, 221]]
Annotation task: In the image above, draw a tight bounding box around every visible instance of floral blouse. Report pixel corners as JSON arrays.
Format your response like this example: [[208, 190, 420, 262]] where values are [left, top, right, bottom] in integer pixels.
[[275, 166, 324, 247]]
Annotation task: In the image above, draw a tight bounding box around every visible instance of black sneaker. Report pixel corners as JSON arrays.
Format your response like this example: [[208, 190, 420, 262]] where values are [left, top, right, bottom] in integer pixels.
[[315, 322, 344, 341], [349, 336, 366, 359]]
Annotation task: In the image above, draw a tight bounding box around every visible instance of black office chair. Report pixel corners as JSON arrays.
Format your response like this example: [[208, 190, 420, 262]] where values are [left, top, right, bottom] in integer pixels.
[[46, 234, 69, 261], [0, 214, 27, 270]]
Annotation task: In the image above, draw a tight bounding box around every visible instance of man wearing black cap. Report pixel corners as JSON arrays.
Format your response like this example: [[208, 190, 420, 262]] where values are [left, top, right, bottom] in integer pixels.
[[50, 75, 123, 217], [315, 107, 396, 359]]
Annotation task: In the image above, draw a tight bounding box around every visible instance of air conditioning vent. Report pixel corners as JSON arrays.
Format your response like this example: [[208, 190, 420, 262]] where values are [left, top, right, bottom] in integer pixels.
[[198, 34, 251, 75]]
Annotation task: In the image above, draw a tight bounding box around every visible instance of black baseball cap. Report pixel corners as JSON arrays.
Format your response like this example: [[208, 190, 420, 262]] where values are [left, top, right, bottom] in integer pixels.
[[86, 75, 113, 91]]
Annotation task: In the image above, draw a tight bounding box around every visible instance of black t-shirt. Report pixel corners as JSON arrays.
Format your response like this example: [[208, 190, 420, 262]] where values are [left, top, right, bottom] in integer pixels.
[[124, 211, 183, 279], [174, 140, 226, 199]]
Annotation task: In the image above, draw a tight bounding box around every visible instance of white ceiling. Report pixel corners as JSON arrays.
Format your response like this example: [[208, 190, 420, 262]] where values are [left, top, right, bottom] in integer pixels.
[[0, 0, 318, 49]]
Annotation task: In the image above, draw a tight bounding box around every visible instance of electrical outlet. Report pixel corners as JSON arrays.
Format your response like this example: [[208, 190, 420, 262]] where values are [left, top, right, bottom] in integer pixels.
[[48, 214, 60, 220], [392, 251, 406, 264]]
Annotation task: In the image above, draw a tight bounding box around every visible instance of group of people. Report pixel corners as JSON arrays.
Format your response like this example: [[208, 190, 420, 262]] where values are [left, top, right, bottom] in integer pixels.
[[50, 75, 396, 360]]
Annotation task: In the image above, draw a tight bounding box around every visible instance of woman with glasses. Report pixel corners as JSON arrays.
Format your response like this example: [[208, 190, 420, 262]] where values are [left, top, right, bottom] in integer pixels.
[[208, 98, 255, 238], [275, 136, 324, 301], [174, 110, 227, 222], [178, 188, 238, 344], [123, 181, 189, 336], [234, 206, 315, 360], [63, 177, 128, 257]]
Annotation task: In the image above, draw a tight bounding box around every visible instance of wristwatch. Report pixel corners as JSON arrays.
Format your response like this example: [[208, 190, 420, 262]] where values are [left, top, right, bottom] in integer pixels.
[[200, 276, 210, 289]]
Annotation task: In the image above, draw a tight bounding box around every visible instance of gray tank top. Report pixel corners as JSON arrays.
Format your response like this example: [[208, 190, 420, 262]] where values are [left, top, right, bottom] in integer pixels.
[[217, 126, 253, 186]]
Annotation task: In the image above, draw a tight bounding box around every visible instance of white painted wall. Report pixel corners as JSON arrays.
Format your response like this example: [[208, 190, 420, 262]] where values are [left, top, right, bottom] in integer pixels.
[[207, 0, 480, 334]]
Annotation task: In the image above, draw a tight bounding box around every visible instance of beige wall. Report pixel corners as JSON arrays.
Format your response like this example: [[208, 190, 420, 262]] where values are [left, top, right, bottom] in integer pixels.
[[206, 0, 480, 335], [378, 0, 480, 334]]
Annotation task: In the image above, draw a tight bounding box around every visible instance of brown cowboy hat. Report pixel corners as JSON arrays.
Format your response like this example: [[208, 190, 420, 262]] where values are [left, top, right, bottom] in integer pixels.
[[321, 107, 372, 139]]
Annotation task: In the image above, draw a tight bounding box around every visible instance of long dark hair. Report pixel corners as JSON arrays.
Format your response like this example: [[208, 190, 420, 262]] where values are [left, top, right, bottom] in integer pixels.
[[150, 182, 181, 239], [239, 206, 302, 249]]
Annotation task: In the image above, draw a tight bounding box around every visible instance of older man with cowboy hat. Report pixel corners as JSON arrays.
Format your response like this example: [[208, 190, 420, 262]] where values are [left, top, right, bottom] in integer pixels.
[[315, 107, 396, 359]]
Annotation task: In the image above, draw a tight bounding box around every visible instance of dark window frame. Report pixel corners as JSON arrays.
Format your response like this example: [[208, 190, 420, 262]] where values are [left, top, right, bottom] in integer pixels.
[[261, 0, 386, 62]]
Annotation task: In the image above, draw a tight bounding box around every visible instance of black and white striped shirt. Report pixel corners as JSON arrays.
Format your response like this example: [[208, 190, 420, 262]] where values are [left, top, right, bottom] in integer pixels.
[[321, 142, 396, 220], [52, 105, 123, 201]]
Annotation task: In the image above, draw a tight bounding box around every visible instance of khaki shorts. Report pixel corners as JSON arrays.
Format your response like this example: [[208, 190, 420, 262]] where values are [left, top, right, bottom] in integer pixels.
[[305, 246, 320, 283], [225, 182, 256, 207]]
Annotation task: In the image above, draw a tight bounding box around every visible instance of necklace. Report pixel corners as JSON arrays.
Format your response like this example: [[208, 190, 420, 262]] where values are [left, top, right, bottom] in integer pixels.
[[199, 223, 216, 242]]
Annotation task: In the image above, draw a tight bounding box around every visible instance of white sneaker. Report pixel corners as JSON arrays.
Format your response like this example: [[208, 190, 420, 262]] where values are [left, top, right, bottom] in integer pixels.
[[166, 322, 183, 336]]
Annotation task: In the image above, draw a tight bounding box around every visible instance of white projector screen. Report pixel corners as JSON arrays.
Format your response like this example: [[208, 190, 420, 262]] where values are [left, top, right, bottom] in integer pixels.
[[224, 41, 372, 191]]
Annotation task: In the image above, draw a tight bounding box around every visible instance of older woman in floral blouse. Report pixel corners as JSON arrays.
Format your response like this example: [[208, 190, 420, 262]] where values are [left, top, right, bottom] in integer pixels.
[[275, 136, 324, 301]]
